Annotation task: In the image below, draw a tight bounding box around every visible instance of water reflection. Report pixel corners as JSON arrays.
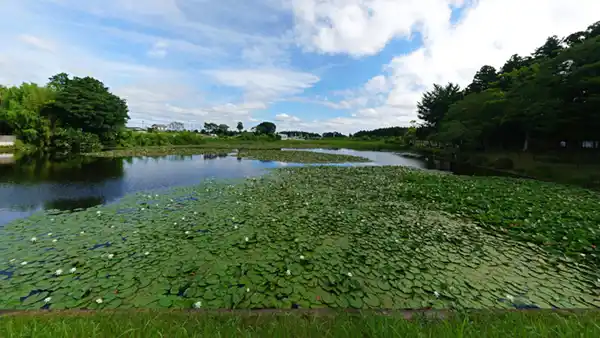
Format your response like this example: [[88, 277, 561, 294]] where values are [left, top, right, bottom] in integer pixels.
[[0, 149, 427, 225]]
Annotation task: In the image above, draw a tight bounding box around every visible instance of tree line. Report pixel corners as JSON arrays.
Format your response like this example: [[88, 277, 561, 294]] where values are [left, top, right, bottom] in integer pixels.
[[0, 73, 128, 153], [416, 20, 600, 152]]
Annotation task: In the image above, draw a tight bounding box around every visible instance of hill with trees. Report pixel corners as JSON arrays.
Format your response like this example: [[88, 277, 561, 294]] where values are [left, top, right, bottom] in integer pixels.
[[416, 20, 600, 153]]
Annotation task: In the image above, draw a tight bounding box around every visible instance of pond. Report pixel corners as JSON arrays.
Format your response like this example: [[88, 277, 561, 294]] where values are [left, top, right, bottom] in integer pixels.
[[0, 149, 428, 225]]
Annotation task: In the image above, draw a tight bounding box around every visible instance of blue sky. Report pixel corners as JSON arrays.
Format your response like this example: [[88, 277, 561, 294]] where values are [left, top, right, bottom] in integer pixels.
[[1, 0, 599, 134]]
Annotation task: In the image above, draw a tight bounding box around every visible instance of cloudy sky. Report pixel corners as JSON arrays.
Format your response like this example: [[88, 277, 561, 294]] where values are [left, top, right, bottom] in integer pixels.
[[1, 0, 598, 134]]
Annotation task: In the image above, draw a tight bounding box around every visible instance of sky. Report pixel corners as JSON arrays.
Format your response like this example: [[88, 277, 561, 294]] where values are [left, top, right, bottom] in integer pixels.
[[1, 0, 599, 134]]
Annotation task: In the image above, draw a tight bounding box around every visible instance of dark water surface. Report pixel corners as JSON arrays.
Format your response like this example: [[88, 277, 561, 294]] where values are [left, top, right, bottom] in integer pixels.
[[0, 149, 428, 225]]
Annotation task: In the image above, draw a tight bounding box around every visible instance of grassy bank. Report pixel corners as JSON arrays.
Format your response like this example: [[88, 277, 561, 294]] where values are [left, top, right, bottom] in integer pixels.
[[2, 310, 600, 337], [1, 166, 599, 311]]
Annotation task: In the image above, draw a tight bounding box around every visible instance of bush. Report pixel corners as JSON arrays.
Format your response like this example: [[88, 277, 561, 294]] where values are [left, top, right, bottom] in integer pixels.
[[51, 128, 103, 153]]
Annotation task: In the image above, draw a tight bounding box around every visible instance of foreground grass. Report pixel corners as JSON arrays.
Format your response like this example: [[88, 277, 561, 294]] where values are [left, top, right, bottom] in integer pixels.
[[2, 310, 600, 337]]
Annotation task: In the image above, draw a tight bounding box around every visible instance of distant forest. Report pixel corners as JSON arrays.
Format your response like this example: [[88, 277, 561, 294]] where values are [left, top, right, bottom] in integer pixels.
[[353, 127, 409, 138]]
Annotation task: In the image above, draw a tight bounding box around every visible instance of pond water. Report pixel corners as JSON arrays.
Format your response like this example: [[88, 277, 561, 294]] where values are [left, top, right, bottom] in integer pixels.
[[0, 149, 428, 225]]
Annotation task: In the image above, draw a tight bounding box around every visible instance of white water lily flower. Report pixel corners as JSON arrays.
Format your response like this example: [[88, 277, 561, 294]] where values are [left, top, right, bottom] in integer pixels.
[[70, 267, 77, 273], [434, 291, 440, 298], [47, 233, 53, 236], [110, 225, 115, 228], [300, 255, 305, 260], [286, 269, 291, 276], [174, 222, 178, 225], [52, 239, 58, 243], [96, 211, 101, 215], [185, 231, 190, 235], [580, 253, 586, 257], [44, 297, 52, 303], [347, 272, 353, 277], [95, 298, 103, 304], [80, 231, 85, 234], [246, 288, 250, 293], [9, 259, 15, 263], [107, 254, 114, 259], [141, 208, 145, 211], [50, 218, 54, 222], [30, 237, 37, 242], [245, 237, 249, 242], [193, 301, 202, 308], [21, 261, 28, 265], [182, 217, 185, 220], [155, 194, 159, 197], [193, 212, 198, 215], [234, 225, 238, 230], [506, 294, 514, 302], [144, 251, 150, 256], [55, 269, 63, 275]]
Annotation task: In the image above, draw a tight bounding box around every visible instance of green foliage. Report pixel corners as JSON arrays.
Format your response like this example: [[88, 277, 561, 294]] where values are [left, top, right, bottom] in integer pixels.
[[254, 122, 276, 135], [422, 20, 600, 153], [353, 127, 408, 138], [1, 72, 130, 153], [119, 131, 207, 147], [48, 75, 129, 144], [50, 128, 103, 153], [417, 83, 463, 132]]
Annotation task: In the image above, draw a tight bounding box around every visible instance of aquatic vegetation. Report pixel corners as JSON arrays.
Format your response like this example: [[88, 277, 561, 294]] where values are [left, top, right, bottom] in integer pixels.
[[0, 166, 598, 311], [84, 147, 232, 157], [237, 150, 370, 163], [85, 148, 371, 163]]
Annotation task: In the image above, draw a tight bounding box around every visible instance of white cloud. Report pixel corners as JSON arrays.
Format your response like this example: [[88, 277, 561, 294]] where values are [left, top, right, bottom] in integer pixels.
[[147, 41, 168, 58], [18, 34, 56, 52], [207, 68, 320, 101], [291, 0, 466, 56], [275, 113, 301, 122], [299, 0, 600, 129]]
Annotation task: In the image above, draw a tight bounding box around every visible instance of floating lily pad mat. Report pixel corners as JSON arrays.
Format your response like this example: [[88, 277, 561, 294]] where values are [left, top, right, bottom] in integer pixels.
[[1, 166, 599, 310], [85, 148, 371, 163]]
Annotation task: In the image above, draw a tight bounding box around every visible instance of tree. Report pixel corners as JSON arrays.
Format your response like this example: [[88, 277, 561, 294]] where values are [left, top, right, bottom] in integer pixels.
[[417, 83, 462, 131], [46, 74, 129, 145], [168, 121, 185, 131], [533, 35, 564, 59], [236, 121, 244, 133], [217, 124, 229, 134], [254, 121, 276, 135], [466, 65, 499, 94], [203, 122, 219, 134], [322, 132, 346, 138], [437, 89, 506, 149]]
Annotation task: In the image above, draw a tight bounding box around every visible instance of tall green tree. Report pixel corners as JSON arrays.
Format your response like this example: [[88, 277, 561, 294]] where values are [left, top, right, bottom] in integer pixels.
[[236, 121, 244, 133], [416, 83, 463, 132], [254, 121, 276, 135], [466, 65, 499, 94], [46, 74, 129, 145]]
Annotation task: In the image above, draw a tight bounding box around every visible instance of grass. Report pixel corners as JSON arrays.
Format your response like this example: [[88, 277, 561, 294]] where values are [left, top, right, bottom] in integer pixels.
[[2, 310, 600, 337]]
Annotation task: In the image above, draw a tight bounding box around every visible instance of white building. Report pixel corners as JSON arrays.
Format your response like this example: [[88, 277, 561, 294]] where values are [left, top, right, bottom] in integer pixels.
[[0, 135, 16, 147]]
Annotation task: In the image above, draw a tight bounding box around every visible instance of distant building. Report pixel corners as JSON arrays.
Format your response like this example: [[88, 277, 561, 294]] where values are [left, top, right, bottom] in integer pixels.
[[0, 135, 16, 147], [279, 134, 289, 140]]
